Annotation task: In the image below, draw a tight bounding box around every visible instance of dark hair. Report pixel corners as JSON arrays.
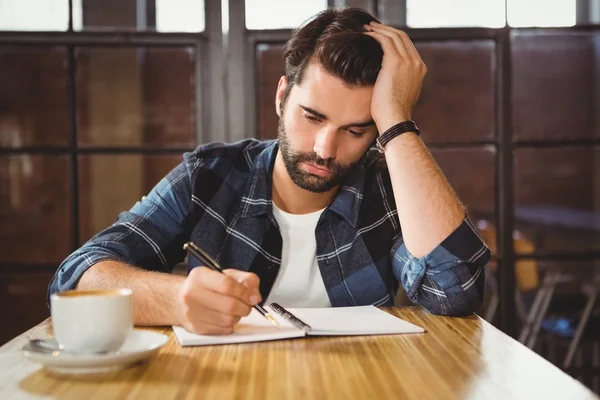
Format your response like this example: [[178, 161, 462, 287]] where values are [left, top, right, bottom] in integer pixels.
[[280, 8, 383, 109]]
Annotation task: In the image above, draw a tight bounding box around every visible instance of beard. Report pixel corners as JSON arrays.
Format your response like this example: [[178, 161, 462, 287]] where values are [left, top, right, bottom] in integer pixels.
[[277, 117, 363, 193]]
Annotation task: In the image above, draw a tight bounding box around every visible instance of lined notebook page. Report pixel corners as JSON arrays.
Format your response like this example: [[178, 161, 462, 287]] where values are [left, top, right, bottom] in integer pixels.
[[173, 309, 304, 346], [287, 306, 425, 335]]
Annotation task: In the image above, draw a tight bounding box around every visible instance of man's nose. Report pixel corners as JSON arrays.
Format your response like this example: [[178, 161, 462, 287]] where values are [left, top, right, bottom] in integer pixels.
[[313, 127, 337, 160]]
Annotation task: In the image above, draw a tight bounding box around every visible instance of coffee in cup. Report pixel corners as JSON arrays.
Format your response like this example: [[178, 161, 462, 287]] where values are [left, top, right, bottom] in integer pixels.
[[50, 289, 133, 354]]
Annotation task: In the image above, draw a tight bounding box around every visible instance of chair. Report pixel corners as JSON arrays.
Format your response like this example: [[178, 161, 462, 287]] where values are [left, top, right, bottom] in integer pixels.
[[476, 220, 539, 323]]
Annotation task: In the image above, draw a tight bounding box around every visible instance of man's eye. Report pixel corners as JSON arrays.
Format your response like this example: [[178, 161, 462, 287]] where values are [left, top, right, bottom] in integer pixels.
[[348, 129, 364, 137], [304, 114, 321, 123]]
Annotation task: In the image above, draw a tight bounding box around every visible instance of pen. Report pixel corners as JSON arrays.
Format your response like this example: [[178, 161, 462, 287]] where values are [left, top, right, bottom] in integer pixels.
[[183, 242, 280, 328]]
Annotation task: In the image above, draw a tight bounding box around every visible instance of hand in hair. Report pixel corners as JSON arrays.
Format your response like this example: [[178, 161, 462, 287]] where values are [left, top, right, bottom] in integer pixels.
[[363, 21, 427, 134]]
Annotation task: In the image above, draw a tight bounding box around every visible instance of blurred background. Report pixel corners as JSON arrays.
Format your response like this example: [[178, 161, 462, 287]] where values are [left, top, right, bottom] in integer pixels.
[[0, 0, 599, 392]]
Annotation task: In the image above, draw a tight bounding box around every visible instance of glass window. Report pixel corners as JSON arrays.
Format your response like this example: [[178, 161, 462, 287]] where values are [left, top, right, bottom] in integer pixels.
[[72, 0, 205, 32], [507, 0, 576, 27], [78, 154, 182, 243], [432, 147, 497, 251], [0, 0, 205, 32], [431, 148, 496, 218], [0, 46, 69, 148], [0, 155, 72, 264], [245, 0, 327, 30], [407, 0, 578, 28], [511, 32, 599, 141], [0, 270, 53, 345], [0, 0, 69, 31], [414, 41, 496, 143], [255, 43, 284, 140], [76, 47, 196, 148], [514, 148, 600, 254], [155, 0, 205, 32], [407, 0, 506, 28]]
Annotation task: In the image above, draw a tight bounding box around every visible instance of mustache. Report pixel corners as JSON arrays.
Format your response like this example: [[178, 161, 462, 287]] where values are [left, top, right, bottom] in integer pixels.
[[294, 152, 345, 174], [290, 151, 336, 169], [303, 154, 330, 167]]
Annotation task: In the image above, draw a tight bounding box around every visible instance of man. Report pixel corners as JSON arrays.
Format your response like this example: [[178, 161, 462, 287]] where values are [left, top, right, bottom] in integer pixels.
[[48, 8, 490, 335]]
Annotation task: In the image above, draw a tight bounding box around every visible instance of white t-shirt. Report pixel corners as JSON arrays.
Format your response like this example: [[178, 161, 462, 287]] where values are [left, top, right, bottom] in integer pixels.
[[264, 204, 332, 308]]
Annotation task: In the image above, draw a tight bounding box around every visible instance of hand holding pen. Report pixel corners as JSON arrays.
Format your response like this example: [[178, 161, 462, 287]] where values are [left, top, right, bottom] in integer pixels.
[[181, 242, 279, 333], [174, 242, 278, 335]]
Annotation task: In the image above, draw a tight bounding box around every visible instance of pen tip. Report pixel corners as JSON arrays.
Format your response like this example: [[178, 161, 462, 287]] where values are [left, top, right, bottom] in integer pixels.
[[266, 314, 280, 327]]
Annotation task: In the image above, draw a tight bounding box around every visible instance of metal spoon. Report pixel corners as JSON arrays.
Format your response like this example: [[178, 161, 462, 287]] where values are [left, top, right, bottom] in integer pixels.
[[22, 339, 110, 356], [21, 339, 63, 355]]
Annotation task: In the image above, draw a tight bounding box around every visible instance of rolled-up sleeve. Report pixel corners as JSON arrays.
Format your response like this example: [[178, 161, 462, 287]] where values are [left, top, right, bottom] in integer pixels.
[[47, 152, 197, 303], [391, 216, 491, 316]]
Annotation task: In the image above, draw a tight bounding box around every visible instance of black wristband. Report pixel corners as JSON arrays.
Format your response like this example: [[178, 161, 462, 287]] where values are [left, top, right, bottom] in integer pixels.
[[375, 120, 420, 153]]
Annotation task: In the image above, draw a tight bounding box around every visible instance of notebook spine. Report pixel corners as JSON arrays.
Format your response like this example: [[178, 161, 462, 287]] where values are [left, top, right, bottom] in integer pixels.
[[269, 303, 312, 333]]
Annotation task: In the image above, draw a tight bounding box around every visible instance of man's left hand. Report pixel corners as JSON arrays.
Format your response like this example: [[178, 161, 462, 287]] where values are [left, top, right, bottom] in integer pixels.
[[364, 21, 427, 133]]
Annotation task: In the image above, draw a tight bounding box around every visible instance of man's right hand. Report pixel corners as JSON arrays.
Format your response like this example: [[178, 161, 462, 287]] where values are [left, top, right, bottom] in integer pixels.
[[176, 267, 262, 335]]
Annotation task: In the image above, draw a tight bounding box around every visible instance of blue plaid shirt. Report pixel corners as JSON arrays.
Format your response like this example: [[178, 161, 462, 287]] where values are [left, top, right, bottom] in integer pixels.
[[49, 139, 490, 315]]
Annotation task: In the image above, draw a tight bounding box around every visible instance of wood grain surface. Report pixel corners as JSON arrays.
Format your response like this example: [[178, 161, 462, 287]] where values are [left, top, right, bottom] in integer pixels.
[[0, 307, 597, 400]]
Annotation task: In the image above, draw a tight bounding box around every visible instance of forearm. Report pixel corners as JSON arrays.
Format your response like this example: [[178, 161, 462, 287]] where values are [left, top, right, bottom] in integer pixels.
[[391, 218, 490, 316], [77, 260, 185, 327], [384, 132, 465, 258]]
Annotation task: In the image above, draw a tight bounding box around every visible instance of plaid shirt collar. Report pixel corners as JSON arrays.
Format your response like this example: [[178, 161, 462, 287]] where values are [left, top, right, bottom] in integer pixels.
[[239, 140, 370, 228]]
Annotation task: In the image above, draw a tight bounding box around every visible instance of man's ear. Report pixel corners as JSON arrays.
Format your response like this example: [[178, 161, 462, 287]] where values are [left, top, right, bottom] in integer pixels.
[[275, 76, 288, 117]]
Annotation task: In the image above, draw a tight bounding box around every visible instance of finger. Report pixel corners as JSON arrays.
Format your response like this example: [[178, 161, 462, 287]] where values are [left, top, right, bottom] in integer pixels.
[[192, 267, 257, 305], [397, 32, 424, 63], [223, 269, 261, 299], [188, 283, 254, 317], [370, 22, 424, 63], [189, 306, 242, 330], [365, 24, 410, 61], [363, 30, 399, 60], [185, 317, 235, 335]]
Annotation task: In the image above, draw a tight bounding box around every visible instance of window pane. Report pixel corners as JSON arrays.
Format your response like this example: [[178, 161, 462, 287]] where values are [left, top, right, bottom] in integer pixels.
[[256, 43, 284, 140], [512, 32, 599, 142], [0, 46, 69, 148], [0, 270, 53, 345], [431, 148, 496, 253], [155, 0, 205, 32], [514, 148, 600, 254], [414, 41, 496, 143], [245, 0, 327, 29], [0, 0, 69, 31], [78, 154, 182, 243], [76, 47, 196, 148], [407, 0, 505, 28], [507, 0, 576, 27], [72, 0, 204, 32], [0, 155, 72, 263]]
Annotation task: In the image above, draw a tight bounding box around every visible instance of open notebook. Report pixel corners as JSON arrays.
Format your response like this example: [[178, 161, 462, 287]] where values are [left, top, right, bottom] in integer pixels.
[[173, 304, 425, 346]]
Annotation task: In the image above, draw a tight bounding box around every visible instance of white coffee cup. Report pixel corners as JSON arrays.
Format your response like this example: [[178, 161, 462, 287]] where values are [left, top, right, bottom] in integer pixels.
[[50, 288, 133, 354]]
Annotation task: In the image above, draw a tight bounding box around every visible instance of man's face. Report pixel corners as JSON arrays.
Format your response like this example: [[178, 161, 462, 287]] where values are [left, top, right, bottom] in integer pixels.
[[276, 61, 377, 193]]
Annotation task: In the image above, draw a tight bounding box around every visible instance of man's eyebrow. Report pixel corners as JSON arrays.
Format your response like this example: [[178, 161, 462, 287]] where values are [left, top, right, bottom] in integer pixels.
[[300, 105, 327, 120], [299, 105, 376, 129]]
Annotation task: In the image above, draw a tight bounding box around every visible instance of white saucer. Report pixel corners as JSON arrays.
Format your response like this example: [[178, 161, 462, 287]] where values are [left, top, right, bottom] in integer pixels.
[[21, 329, 169, 375]]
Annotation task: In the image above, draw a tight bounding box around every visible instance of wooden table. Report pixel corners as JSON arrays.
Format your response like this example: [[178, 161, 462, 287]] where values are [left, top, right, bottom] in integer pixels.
[[0, 307, 597, 400]]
